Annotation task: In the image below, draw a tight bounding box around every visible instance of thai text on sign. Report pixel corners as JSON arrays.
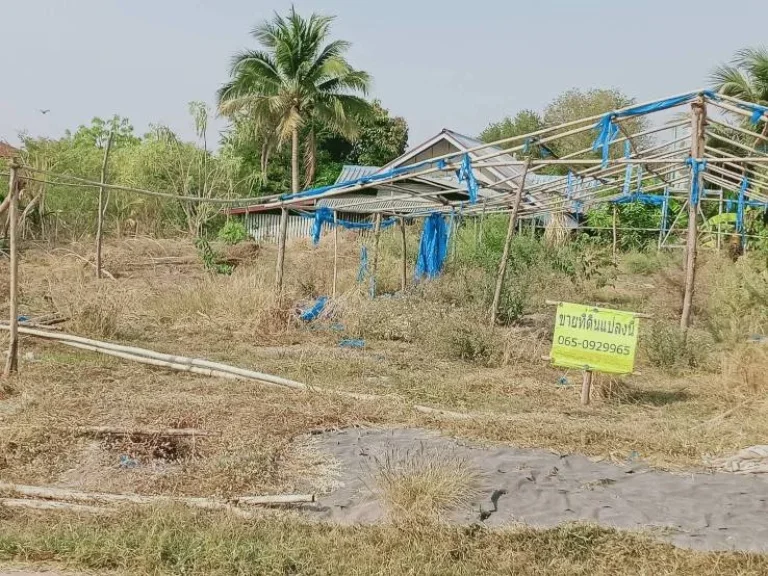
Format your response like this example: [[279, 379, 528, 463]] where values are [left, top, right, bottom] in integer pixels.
[[550, 302, 639, 375]]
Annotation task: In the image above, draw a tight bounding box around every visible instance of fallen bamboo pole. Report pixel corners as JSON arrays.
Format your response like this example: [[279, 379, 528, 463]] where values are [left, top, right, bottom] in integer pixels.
[[0, 324, 381, 402], [74, 426, 219, 438], [0, 483, 314, 510], [0, 497, 111, 515]]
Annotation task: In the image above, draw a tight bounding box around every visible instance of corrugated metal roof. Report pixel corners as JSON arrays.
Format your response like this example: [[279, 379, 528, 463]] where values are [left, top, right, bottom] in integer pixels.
[[335, 165, 380, 184], [318, 193, 441, 214]]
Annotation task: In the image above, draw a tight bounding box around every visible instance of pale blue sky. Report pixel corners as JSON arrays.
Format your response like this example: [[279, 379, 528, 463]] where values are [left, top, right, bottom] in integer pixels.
[[1, 0, 765, 148]]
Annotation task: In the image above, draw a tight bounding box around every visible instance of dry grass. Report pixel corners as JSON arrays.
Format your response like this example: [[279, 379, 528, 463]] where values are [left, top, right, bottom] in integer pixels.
[[1, 508, 768, 575], [372, 445, 480, 524], [2, 237, 768, 494]]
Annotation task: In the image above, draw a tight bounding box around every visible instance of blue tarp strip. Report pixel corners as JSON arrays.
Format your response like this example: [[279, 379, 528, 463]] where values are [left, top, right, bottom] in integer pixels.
[[299, 296, 328, 322], [305, 208, 396, 245], [415, 212, 448, 280], [592, 92, 716, 167], [612, 193, 666, 206], [357, 246, 368, 283], [685, 158, 707, 205], [456, 154, 479, 204]]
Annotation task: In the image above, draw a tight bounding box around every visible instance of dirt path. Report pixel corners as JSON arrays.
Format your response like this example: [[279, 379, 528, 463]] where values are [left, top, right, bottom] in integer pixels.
[[311, 428, 768, 552]]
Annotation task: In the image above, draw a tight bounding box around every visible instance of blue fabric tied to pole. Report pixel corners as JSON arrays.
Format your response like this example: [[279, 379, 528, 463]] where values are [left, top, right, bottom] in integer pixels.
[[305, 209, 397, 245], [635, 165, 644, 194], [749, 104, 768, 126], [415, 212, 448, 280], [311, 207, 334, 245], [613, 193, 665, 206], [299, 296, 328, 322], [684, 158, 707, 205], [660, 188, 670, 236], [593, 92, 710, 168], [566, 170, 574, 199], [456, 154, 479, 204]]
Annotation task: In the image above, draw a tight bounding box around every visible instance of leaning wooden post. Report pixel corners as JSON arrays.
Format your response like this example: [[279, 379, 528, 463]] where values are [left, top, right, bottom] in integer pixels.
[[3, 164, 20, 378], [612, 205, 618, 263], [95, 131, 114, 279], [332, 211, 339, 298], [581, 370, 593, 406], [490, 158, 531, 325], [681, 97, 706, 331], [275, 207, 289, 298], [477, 200, 487, 246], [400, 216, 407, 292]]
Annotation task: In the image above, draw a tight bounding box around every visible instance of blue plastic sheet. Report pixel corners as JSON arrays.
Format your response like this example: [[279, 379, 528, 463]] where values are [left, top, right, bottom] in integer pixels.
[[593, 92, 713, 167], [456, 154, 479, 204], [299, 296, 328, 322], [660, 188, 670, 237], [415, 212, 448, 280], [737, 176, 748, 247], [612, 193, 666, 206], [306, 209, 397, 245], [685, 158, 707, 205]]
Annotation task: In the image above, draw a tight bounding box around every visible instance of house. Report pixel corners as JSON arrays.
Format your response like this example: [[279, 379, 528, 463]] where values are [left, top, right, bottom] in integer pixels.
[[229, 129, 560, 243]]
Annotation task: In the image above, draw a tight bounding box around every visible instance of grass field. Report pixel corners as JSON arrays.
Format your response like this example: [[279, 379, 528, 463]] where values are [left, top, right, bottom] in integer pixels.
[[2, 227, 768, 574]]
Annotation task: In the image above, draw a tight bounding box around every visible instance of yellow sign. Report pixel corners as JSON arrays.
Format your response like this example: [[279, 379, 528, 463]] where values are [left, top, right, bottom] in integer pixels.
[[551, 302, 639, 375]]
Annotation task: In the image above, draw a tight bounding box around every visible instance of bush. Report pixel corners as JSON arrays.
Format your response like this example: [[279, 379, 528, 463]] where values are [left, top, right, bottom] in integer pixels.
[[643, 322, 715, 372], [217, 220, 247, 245]]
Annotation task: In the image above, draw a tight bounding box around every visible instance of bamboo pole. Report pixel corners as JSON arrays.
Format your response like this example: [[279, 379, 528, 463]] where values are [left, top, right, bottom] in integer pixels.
[[0, 483, 314, 511], [681, 97, 706, 331], [612, 205, 618, 263], [0, 497, 110, 515], [275, 207, 288, 298], [478, 200, 487, 245], [490, 159, 531, 325], [332, 210, 338, 298], [400, 216, 407, 292], [3, 164, 19, 378], [371, 213, 382, 298], [581, 370, 593, 406], [0, 324, 381, 402], [95, 131, 114, 279], [74, 426, 218, 438], [717, 189, 723, 250]]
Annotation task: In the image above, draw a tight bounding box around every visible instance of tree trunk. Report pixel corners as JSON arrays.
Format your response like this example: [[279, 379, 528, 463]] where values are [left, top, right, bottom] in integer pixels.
[[291, 122, 300, 194], [276, 122, 300, 297]]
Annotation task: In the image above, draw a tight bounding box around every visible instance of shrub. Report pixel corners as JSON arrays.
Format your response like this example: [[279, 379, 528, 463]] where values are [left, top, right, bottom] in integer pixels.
[[643, 322, 715, 372], [217, 220, 247, 245]]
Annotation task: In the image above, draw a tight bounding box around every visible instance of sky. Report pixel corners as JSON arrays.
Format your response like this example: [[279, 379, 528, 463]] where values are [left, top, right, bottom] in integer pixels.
[[0, 0, 766, 149]]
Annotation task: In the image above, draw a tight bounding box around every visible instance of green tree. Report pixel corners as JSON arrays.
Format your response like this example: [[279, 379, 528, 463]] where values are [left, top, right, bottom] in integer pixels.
[[217, 7, 372, 193], [543, 88, 648, 159], [479, 109, 543, 147], [347, 100, 408, 166], [711, 47, 768, 107]]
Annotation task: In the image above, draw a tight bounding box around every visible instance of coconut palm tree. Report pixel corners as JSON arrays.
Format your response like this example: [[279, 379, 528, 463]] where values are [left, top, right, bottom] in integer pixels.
[[217, 7, 372, 193], [711, 47, 768, 106]]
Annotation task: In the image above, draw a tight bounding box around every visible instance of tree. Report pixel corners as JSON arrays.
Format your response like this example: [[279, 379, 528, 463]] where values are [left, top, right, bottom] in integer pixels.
[[543, 88, 648, 160], [479, 109, 543, 148], [347, 100, 408, 166], [217, 7, 372, 193], [711, 47, 768, 107]]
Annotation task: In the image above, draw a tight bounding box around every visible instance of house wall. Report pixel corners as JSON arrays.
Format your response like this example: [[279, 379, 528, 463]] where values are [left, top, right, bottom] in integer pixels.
[[244, 211, 371, 243]]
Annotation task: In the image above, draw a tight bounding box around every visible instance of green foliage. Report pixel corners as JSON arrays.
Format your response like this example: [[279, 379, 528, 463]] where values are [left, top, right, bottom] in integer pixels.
[[348, 100, 408, 167], [217, 221, 248, 245], [195, 237, 234, 275], [479, 110, 544, 147], [218, 7, 373, 192], [643, 323, 714, 372]]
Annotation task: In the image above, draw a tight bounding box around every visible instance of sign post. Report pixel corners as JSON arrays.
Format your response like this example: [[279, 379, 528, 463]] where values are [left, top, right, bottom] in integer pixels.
[[548, 301, 644, 405]]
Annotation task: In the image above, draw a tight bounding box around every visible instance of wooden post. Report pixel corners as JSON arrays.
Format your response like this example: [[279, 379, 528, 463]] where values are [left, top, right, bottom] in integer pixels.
[[332, 211, 338, 298], [450, 211, 459, 261], [581, 370, 593, 406], [371, 213, 382, 298], [400, 216, 407, 292], [275, 207, 288, 297], [717, 189, 723, 250], [95, 131, 114, 279], [681, 97, 706, 331], [490, 159, 531, 325], [612, 205, 618, 263], [3, 165, 20, 378]]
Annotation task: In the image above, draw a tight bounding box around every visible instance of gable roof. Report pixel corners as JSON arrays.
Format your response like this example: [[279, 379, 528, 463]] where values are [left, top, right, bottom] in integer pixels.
[[0, 141, 20, 158]]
